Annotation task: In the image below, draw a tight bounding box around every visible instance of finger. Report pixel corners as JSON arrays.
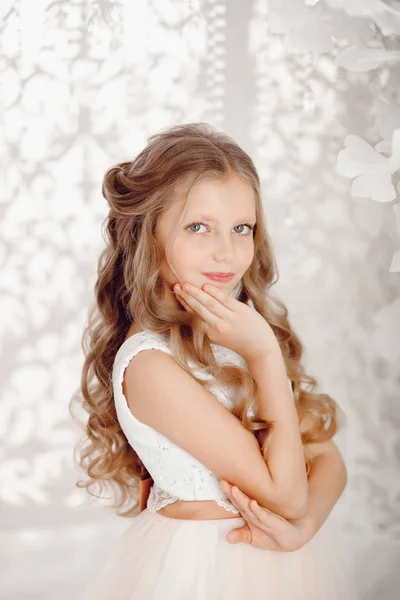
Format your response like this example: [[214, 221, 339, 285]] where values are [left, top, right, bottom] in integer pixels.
[[175, 293, 194, 313], [180, 299, 194, 313], [231, 486, 262, 514], [248, 499, 267, 526], [231, 486, 251, 506], [219, 480, 233, 495], [230, 487, 265, 526], [249, 500, 287, 530], [175, 288, 222, 328], [219, 480, 239, 503], [227, 486, 286, 532], [227, 525, 251, 545], [202, 283, 237, 311], [219, 481, 240, 509], [180, 283, 233, 318], [230, 486, 256, 519]]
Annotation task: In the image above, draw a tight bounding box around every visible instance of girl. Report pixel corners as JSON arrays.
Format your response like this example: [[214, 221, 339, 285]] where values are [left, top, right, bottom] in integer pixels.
[[75, 123, 358, 599]]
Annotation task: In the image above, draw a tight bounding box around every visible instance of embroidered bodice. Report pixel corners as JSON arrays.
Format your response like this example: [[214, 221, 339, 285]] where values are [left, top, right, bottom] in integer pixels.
[[112, 330, 292, 515]]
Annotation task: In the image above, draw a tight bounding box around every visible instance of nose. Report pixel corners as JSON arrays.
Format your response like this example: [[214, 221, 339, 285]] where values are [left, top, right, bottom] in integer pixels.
[[212, 232, 236, 262]]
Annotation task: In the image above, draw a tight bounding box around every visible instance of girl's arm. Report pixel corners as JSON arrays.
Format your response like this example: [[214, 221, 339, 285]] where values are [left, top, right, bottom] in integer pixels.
[[248, 347, 309, 517], [296, 439, 348, 539], [219, 440, 348, 550], [140, 441, 347, 526]]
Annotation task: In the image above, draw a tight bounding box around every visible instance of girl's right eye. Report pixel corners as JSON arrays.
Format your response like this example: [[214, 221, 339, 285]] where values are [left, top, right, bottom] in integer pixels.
[[187, 222, 206, 234]]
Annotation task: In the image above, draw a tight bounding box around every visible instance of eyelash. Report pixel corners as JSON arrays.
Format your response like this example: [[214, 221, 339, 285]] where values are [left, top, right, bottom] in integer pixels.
[[186, 222, 255, 236]]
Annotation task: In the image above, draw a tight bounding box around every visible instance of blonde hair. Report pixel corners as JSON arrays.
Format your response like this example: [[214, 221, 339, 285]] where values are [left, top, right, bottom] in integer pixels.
[[70, 123, 343, 517]]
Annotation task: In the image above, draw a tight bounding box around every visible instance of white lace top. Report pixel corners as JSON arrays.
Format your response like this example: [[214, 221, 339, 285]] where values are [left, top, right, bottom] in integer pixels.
[[112, 330, 293, 515]]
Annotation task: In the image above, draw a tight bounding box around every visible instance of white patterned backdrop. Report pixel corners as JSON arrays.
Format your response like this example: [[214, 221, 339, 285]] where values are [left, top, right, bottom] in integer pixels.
[[1, 1, 400, 599]]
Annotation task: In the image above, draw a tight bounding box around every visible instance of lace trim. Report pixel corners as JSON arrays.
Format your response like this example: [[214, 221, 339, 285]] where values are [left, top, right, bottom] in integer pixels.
[[146, 483, 180, 512], [214, 495, 240, 515], [146, 483, 240, 515], [114, 331, 170, 371]]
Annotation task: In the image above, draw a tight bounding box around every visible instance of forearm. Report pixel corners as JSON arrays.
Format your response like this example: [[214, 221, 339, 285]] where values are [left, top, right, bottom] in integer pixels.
[[297, 447, 347, 538], [247, 346, 308, 514]]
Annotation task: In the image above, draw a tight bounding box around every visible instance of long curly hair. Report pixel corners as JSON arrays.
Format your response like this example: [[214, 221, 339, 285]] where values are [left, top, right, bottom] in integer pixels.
[[70, 122, 343, 517]]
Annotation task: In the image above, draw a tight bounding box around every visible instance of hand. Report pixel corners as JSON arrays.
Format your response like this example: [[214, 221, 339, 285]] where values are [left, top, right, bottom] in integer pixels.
[[219, 480, 313, 552], [173, 282, 278, 362], [174, 285, 194, 315]]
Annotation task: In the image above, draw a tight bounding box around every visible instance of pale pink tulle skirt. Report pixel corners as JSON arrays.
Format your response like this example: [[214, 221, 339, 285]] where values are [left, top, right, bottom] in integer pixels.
[[82, 508, 358, 600]]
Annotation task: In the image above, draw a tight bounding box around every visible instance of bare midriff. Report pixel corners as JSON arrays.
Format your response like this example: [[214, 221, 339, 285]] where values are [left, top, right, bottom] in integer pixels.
[[157, 499, 241, 520]]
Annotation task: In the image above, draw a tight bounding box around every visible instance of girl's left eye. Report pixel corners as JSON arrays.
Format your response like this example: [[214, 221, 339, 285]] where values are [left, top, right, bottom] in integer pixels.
[[186, 222, 255, 236]]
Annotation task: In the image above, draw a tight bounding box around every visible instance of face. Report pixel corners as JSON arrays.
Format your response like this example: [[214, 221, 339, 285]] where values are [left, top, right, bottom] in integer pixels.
[[154, 172, 257, 310]]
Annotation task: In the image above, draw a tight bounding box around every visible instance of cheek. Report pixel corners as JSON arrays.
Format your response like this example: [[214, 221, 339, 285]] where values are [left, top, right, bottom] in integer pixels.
[[172, 237, 202, 258], [241, 244, 254, 267], [167, 239, 203, 272]]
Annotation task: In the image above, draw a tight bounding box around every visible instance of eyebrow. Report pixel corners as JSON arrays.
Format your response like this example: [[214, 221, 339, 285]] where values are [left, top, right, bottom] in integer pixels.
[[194, 215, 257, 223]]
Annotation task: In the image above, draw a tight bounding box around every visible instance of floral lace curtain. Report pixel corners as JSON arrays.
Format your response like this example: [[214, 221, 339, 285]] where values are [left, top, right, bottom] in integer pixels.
[[1, 1, 399, 598]]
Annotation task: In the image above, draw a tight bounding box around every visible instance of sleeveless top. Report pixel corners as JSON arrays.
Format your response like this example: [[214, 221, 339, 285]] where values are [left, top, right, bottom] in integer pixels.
[[112, 330, 293, 515]]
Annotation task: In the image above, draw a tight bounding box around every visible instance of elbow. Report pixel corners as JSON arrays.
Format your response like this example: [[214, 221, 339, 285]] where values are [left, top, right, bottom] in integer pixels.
[[259, 490, 308, 520], [278, 489, 308, 520], [277, 498, 308, 520], [263, 492, 308, 520], [281, 500, 308, 520]]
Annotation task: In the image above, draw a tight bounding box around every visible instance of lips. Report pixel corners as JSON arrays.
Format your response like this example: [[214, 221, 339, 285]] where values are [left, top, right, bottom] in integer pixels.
[[204, 272, 234, 277], [202, 272, 235, 282]]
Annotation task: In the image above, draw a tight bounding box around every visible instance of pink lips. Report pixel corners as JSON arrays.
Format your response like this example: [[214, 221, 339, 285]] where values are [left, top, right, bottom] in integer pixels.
[[202, 272, 234, 282]]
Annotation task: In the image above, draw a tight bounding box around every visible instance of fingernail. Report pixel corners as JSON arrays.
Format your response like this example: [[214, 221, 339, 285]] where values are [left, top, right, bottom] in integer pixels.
[[228, 532, 240, 543], [174, 284, 181, 292]]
